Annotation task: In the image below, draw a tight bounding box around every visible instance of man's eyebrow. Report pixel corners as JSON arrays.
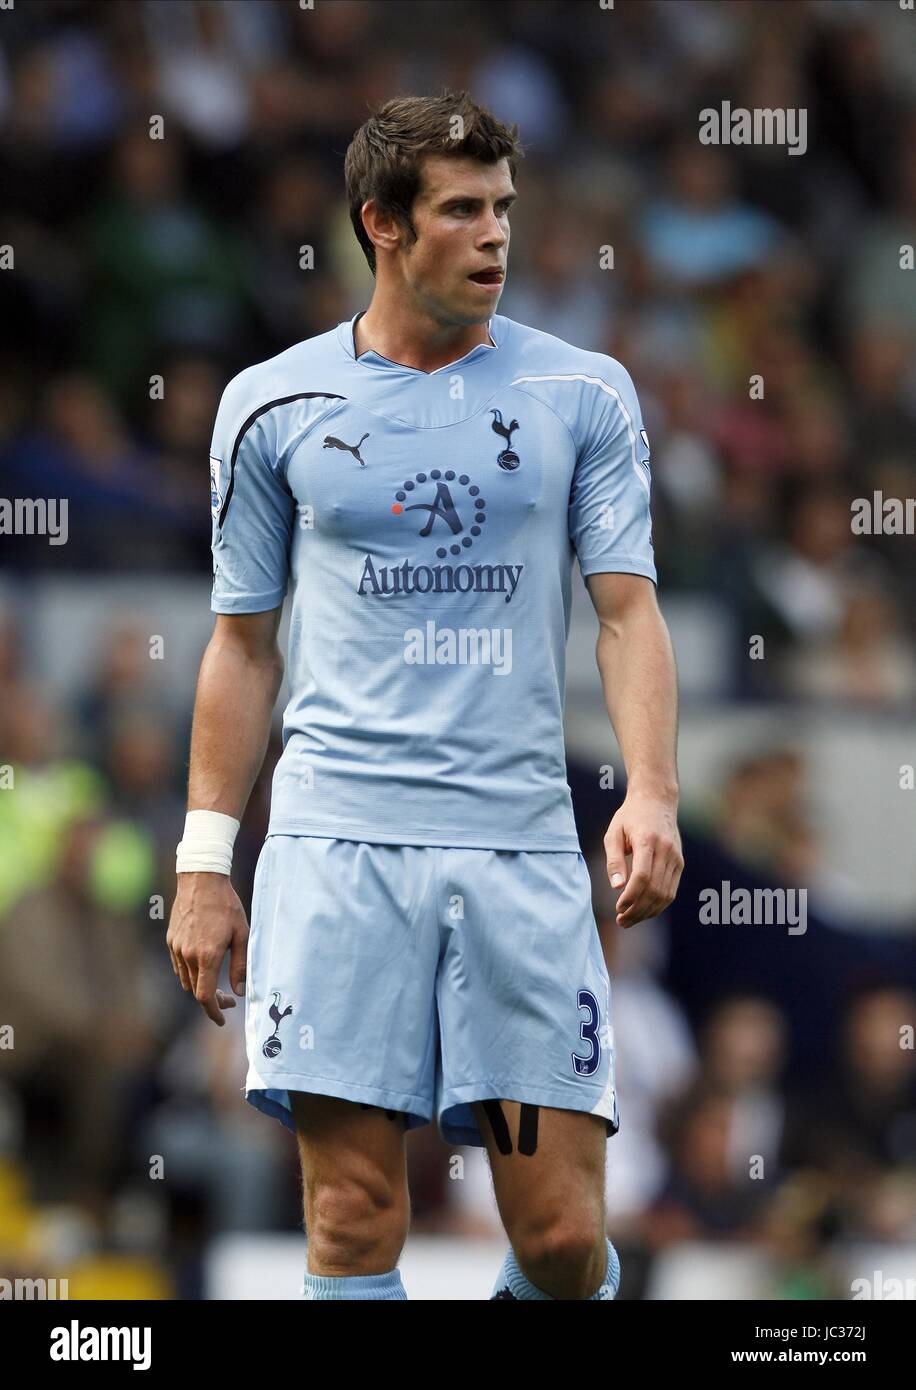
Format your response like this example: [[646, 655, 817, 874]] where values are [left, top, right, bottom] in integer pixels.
[[439, 191, 518, 207]]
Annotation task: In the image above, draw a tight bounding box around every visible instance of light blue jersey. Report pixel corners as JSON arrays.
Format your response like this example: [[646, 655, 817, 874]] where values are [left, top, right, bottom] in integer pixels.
[[210, 311, 655, 851]]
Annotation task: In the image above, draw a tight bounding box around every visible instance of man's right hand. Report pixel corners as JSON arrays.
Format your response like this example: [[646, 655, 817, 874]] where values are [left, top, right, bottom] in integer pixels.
[[167, 873, 250, 1025]]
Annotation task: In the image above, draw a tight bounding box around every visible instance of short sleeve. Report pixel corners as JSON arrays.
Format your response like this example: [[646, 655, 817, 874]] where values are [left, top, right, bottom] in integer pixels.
[[209, 376, 295, 614], [568, 362, 656, 584]]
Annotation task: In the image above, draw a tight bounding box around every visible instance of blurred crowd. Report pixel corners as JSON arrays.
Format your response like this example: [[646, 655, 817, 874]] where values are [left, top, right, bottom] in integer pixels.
[[1, 588, 914, 1296], [1, 0, 915, 1298], [2, 0, 916, 702], [1, 583, 914, 1296]]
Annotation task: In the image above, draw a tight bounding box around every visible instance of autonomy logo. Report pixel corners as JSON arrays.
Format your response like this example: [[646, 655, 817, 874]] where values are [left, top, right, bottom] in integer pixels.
[[391, 469, 486, 556], [356, 467, 524, 602]]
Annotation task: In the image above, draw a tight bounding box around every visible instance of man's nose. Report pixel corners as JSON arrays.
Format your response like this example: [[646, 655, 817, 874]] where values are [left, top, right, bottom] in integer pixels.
[[481, 215, 507, 246]]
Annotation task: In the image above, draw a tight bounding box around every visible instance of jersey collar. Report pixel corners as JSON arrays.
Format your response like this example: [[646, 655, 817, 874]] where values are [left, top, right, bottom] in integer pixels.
[[337, 309, 504, 374]]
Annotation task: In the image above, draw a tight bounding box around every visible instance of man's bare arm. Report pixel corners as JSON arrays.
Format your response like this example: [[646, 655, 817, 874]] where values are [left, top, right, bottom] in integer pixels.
[[167, 609, 285, 1023], [585, 572, 683, 928], [188, 609, 285, 814]]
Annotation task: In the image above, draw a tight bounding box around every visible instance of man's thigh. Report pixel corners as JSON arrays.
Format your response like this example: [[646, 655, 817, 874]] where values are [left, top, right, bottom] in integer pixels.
[[472, 1099, 607, 1232], [290, 1092, 409, 1206]]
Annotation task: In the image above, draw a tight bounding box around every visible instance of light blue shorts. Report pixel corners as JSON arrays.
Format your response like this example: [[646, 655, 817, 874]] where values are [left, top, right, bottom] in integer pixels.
[[244, 835, 620, 1147]]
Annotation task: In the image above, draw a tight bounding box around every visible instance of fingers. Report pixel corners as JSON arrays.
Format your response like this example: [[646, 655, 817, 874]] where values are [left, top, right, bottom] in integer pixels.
[[167, 885, 246, 1022], [605, 817, 628, 890], [168, 939, 192, 993], [615, 839, 684, 928], [193, 958, 227, 1025], [228, 927, 249, 999], [169, 943, 237, 1023], [661, 853, 683, 909], [615, 841, 655, 927]]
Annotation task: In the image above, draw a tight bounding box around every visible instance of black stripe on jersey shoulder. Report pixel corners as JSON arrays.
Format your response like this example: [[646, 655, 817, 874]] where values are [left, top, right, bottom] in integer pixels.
[[218, 391, 346, 526]]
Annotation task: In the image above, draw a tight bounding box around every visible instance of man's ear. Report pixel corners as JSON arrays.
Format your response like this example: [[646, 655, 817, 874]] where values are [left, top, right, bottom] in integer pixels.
[[363, 199, 412, 261]]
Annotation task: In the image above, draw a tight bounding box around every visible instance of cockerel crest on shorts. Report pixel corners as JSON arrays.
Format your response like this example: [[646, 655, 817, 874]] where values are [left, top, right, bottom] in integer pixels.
[[262, 990, 294, 1058]]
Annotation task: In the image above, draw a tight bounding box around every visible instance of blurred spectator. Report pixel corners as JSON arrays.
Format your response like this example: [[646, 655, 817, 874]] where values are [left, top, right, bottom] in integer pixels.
[[587, 841, 698, 1227], [1, 372, 204, 570], [784, 585, 916, 705], [240, 156, 336, 355], [644, 1088, 776, 1246], [751, 482, 888, 657], [641, 140, 785, 290], [0, 681, 106, 918], [712, 748, 816, 884], [0, 816, 159, 1204], [142, 1010, 295, 1236], [843, 115, 916, 337], [781, 984, 916, 1217], [641, 996, 788, 1251], [80, 125, 246, 401], [76, 624, 170, 763], [500, 208, 615, 352], [696, 996, 788, 1182]]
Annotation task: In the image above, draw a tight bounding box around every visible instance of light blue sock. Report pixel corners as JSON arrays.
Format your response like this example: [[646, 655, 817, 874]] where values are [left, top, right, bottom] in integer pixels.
[[490, 1236, 620, 1300], [302, 1267, 407, 1300]]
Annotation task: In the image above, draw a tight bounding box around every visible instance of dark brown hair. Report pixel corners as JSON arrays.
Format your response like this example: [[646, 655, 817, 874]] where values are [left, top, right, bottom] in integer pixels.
[[344, 89, 524, 276]]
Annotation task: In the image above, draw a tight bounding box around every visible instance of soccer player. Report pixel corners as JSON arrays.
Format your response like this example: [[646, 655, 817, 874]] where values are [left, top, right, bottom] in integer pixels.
[[167, 90, 683, 1301]]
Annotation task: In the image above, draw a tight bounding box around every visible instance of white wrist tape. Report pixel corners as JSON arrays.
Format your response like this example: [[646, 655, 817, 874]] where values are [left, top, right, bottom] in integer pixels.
[[176, 809, 240, 875]]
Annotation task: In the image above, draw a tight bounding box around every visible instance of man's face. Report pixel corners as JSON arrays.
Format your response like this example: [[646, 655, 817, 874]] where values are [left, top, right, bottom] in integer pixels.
[[392, 154, 515, 325]]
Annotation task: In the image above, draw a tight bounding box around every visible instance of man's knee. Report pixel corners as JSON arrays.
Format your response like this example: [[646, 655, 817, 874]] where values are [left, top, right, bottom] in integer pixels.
[[513, 1216, 601, 1271], [507, 1212, 606, 1297], [306, 1173, 408, 1270]]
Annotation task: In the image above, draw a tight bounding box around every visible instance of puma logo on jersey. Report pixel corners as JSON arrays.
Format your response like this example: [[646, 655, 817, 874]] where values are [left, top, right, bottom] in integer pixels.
[[323, 433, 369, 466]]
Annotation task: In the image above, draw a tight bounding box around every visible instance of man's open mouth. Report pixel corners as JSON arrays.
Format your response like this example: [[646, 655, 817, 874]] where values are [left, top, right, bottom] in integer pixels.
[[468, 269, 504, 285]]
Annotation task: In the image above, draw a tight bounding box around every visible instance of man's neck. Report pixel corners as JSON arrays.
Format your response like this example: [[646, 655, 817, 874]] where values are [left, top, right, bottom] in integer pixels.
[[354, 295, 494, 373]]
